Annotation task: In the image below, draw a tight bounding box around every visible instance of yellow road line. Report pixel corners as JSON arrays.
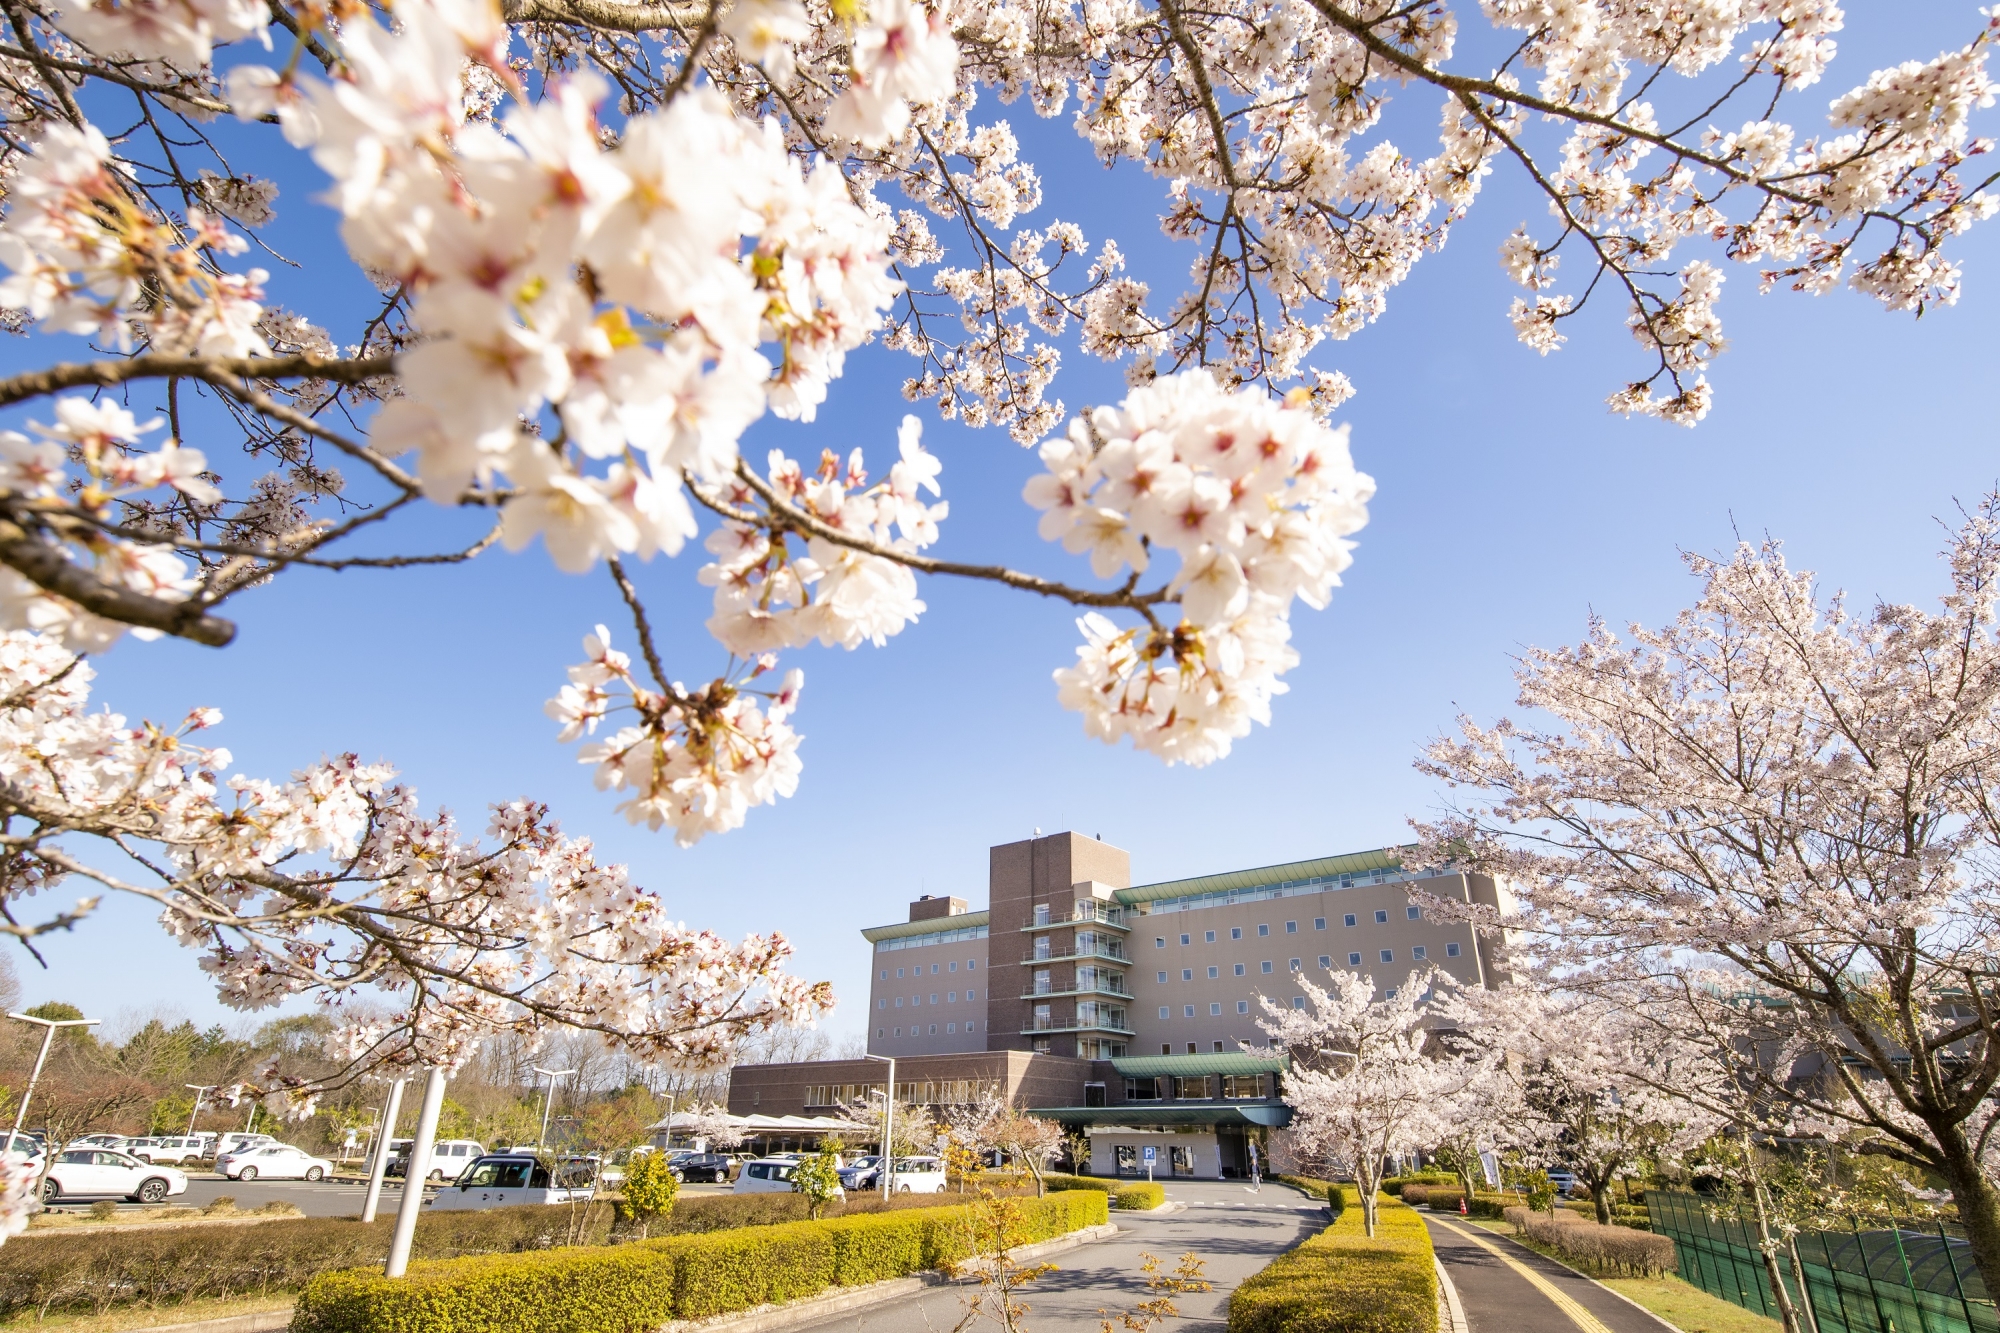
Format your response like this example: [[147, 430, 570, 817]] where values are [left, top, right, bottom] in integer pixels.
[[1431, 1218, 1617, 1333]]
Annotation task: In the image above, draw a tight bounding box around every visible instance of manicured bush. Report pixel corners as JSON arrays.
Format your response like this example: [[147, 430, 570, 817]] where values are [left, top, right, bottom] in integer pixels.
[[1379, 1174, 1455, 1200], [1518, 1214, 1676, 1277], [1228, 1190, 1437, 1333], [291, 1192, 1110, 1333], [1114, 1182, 1165, 1210], [1273, 1174, 1346, 1216]]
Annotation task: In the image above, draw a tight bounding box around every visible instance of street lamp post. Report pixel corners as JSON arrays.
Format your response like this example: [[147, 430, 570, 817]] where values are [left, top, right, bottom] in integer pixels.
[[533, 1067, 576, 1154], [184, 1084, 217, 1138], [6, 1010, 101, 1153], [863, 1054, 895, 1200]]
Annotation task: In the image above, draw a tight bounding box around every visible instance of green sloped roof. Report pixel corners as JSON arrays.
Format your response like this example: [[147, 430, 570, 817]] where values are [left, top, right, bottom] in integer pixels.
[[1115, 847, 1415, 906], [1030, 1105, 1294, 1128], [1111, 1051, 1289, 1078], [861, 910, 990, 943]]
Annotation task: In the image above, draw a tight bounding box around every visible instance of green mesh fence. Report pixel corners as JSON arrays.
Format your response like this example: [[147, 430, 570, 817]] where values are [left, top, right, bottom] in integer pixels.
[[1647, 1192, 1999, 1333]]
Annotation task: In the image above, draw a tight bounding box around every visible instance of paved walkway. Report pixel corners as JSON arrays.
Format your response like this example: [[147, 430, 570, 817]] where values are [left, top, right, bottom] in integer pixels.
[[801, 1181, 1327, 1333], [1426, 1216, 1668, 1333]]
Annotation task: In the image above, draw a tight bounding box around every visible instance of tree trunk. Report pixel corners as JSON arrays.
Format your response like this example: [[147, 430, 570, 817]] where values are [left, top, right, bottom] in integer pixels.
[[1590, 1181, 1612, 1226], [1356, 1155, 1383, 1237], [1931, 1123, 2000, 1297], [1741, 1131, 1806, 1333]]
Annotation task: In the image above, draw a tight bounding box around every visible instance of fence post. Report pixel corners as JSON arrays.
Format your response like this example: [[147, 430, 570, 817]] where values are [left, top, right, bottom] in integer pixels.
[[1936, 1222, 1979, 1333], [1821, 1231, 1861, 1333], [1887, 1219, 1934, 1333], [1860, 1219, 1898, 1333]]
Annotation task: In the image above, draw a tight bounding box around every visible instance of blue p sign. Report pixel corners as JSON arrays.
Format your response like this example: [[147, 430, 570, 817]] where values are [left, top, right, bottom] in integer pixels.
[[1142, 1146, 1156, 1163]]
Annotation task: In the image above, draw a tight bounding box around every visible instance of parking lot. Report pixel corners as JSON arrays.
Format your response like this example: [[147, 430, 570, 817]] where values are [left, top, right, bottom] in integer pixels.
[[38, 1172, 740, 1219]]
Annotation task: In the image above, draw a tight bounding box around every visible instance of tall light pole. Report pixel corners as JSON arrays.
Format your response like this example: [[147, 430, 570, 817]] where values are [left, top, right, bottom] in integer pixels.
[[863, 1054, 894, 1200], [359, 1077, 407, 1225], [7, 1011, 101, 1152], [184, 1084, 217, 1138], [533, 1067, 576, 1154]]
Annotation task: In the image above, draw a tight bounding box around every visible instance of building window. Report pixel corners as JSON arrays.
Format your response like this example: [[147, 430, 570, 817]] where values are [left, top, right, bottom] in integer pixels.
[[1156, 937, 1166, 948], [1348, 952, 1362, 966], [878, 999, 886, 1009], [878, 1027, 885, 1037], [1158, 970, 1168, 983], [1314, 917, 1326, 930], [1205, 930, 1216, 943], [947, 1023, 957, 1033], [1230, 927, 1243, 940], [1183, 1005, 1195, 1017], [1318, 955, 1332, 968], [1380, 949, 1394, 963], [880, 970, 888, 979], [1208, 966, 1220, 979], [1412, 947, 1427, 961], [932, 964, 941, 974], [930, 993, 938, 1003], [1188, 1043, 1200, 1054], [1125, 1076, 1162, 1100], [968, 989, 977, 1000], [897, 968, 905, 978], [1180, 933, 1191, 945], [895, 1027, 902, 1036], [949, 961, 958, 972], [968, 960, 977, 970], [1343, 914, 1357, 927], [895, 997, 904, 1008], [928, 1024, 937, 1035], [1233, 963, 1245, 977], [1292, 997, 1306, 1010], [969, 1021, 978, 1032], [1446, 942, 1462, 958], [1375, 910, 1389, 924], [1258, 924, 1270, 937], [1212, 1041, 1224, 1053], [1209, 1002, 1222, 1016], [1385, 988, 1398, 999], [949, 991, 958, 1001], [1162, 1043, 1172, 1054], [1289, 958, 1302, 972], [1285, 921, 1297, 934], [1173, 1075, 1212, 1099], [1183, 968, 1195, 981], [1159, 1006, 1171, 1019], [1261, 961, 1274, 974], [1237, 1001, 1250, 1014], [1408, 906, 1421, 920], [1222, 1073, 1269, 1099]]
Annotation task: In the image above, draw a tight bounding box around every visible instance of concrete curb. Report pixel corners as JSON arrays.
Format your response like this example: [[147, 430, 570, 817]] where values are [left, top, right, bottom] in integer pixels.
[[1434, 1258, 1469, 1333], [116, 1223, 1124, 1333]]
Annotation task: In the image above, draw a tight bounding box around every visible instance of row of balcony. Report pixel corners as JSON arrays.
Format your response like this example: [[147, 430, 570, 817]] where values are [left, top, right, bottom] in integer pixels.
[[1019, 1016, 1137, 1036], [1022, 939, 1128, 963], [1020, 979, 1132, 1000], [1022, 903, 1129, 932]]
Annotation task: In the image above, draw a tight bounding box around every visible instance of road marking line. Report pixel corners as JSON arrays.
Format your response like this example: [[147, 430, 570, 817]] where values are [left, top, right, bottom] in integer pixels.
[[1430, 1219, 1616, 1333]]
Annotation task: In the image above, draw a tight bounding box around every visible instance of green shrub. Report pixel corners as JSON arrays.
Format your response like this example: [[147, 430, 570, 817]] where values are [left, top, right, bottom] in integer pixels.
[[1041, 1173, 1113, 1194], [1228, 1192, 1437, 1333], [292, 1192, 1109, 1333], [1113, 1182, 1165, 1210], [1378, 1174, 1455, 1200], [1273, 1174, 1347, 1216]]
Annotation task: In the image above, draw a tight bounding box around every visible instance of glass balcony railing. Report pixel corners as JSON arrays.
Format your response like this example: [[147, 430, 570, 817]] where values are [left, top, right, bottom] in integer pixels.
[[1021, 940, 1128, 963], [1022, 903, 1128, 931], [1019, 979, 1133, 1000], [1018, 1015, 1136, 1035]]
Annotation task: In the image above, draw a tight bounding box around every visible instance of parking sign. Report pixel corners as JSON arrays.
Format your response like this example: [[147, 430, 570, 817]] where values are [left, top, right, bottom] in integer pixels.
[[1142, 1146, 1156, 1164]]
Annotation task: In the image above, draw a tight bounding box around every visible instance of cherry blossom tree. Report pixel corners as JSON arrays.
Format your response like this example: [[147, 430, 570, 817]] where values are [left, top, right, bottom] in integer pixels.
[[1258, 968, 1490, 1236], [1416, 495, 2000, 1288]]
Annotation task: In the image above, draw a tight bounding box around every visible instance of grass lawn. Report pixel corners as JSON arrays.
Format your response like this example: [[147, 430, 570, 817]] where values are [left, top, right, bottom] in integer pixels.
[[1453, 1215, 1782, 1333], [0, 1294, 293, 1332]]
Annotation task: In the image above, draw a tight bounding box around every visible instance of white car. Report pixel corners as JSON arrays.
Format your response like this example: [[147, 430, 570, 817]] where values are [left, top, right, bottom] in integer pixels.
[[215, 1132, 276, 1158], [3, 1132, 47, 1167], [128, 1136, 206, 1165], [384, 1138, 486, 1182], [66, 1133, 132, 1152], [40, 1148, 188, 1204], [217, 1143, 334, 1181], [884, 1156, 948, 1194], [428, 1154, 595, 1210], [733, 1157, 846, 1201]]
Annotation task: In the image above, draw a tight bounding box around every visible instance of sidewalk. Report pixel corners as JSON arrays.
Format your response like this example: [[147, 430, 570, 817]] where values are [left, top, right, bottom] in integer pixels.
[[1426, 1216, 1671, 1333]]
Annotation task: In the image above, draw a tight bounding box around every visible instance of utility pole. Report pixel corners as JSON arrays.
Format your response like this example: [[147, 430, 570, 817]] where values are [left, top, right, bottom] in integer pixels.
[[184, 1085, 217, 1138], [7, 1011, 101, 1153], [863, 1054, 895, 1200], [533, 1067, 576, 1154], [359, 1078, 407, 1224], [384, 1068, 444, 1278]]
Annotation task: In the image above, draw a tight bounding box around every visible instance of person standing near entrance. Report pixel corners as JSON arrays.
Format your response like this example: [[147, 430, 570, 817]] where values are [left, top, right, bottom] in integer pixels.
[[1247, 1140, 1260, 1192]]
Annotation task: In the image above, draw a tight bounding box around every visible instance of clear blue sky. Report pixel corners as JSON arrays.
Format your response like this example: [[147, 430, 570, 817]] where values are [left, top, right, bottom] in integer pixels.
[[9, 5, 1996, 1056]]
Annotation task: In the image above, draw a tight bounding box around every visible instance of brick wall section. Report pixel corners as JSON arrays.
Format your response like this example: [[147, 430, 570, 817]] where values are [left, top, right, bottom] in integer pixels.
[[987, 833, 1131, 1057], [726, 1051, 1096, 1117]]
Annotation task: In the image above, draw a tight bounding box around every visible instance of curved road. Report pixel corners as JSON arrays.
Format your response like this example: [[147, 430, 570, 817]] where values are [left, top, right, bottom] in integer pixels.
[[1427, 1216, 1670, 1333]]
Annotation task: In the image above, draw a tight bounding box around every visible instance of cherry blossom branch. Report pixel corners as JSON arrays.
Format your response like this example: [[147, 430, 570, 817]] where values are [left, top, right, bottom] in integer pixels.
[[0, 351, 396, 410]]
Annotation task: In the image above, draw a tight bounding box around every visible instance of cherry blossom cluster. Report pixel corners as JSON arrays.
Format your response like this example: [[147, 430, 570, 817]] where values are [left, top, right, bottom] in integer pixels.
[[0, 1155, 33, 1250], [1028, 372, 1373, 764], [0, 627, 832, 1075]]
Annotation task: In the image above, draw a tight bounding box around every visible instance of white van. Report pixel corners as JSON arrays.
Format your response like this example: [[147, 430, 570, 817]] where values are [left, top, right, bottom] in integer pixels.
[[885, 1156, 948, 1194], [428, 1154, 594, 1210], [733, 1156, 845, 1201]]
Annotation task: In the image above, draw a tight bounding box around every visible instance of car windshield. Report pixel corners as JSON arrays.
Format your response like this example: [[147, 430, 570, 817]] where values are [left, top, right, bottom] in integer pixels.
[[462, 1160, 532, 1189]]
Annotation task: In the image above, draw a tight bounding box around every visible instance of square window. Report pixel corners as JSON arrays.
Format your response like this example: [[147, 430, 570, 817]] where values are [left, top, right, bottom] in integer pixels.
[[1156, 937, 1166, 948], [1180, 933, 1191, 945], [1233, 963, 1246, 977], [878, 999, 887, 1010], [1375, 910, 1389, 924], [897, 967, 905, 978], [948, 991, 957, 1001], [1158, 970, 1169, 983], [1231, 927, 1243, 940], [1446, 942, 1462, 958], [1318, 955, 1331, 968], [1183, 969, 1194, 981], [880, 970, 888, 980], [1285, 921, 1297, 934], [1314, 917, 1326, 930], [1412, 946, 1427, 961], [1407, 906, 1421, 921], [1258, 924, 1270, 937], [895, 1027, 902, 1036], [1184, 1005, 1196, 1018], [1190, 1043, 1201, 1054], [1289, 958, 1302, 972], [1205, 930, 1216, 943], [1236, 1001, 1250, 1014], [969, 989, 977, 999], [1163, 1044, 1173, 1054], [1261, 960, 1274, 974], [1212, 1040, 1225, 1053], [932, 964, 941, 974], [930, 993, 938, 1003], [947, 1022, 956, 1033], [928, 1024, 937, 1035], [1208, 966, 1220, 979], [1292, 997, 1306, 1010], [968, 960, 977, 971], [948, 961, 958, 972], [1343, 914, 1357, 927], [1209, 1002, 1222, 1016], [1380, 949, 1394, 963], [1348, 952, 1363, 966], [1159, 1006, 1171, 1019], [896, 997, 904, 1008], [1386, 987, 1398, 999]]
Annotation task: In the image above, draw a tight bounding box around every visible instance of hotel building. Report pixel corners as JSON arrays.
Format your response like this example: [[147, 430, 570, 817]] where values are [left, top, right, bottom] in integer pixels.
[[728, 831, 1511, 1178]]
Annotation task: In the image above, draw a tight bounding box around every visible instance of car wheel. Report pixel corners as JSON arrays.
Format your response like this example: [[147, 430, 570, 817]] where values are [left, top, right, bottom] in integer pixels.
[[428, 1169, 443, 1182], [238, 1166, 258, 1182], [137, 1178, 169, 1204], [305, 1167, 324, 1182], [898, 1184, 911, 1194], [39, 1178, 60, 1202]]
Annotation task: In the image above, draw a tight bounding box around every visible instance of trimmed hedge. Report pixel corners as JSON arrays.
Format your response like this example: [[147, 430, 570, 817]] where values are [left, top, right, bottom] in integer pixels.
[[1273, 1174, 1347, 1216], [1040, 1175, 1165, 1210], [291, 1191, 1109, 1333], [1378, 1174, 1456, 1200], [1402, 1187, 1517, 1220], [1511, 1212, 1676, 1277], [1228, 1190, 1437, 1333]]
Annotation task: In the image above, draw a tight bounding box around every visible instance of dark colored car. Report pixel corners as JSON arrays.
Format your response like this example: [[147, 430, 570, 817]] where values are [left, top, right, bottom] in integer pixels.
[[668, 1151, 732, 1183], [837, 1155, 883, 1190]]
